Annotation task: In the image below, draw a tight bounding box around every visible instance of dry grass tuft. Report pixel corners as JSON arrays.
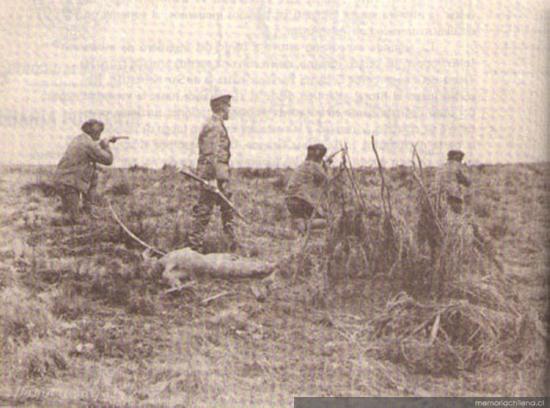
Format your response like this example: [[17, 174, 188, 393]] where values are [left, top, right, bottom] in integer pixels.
[[126, 291, 156, 316], [367, 291, 541, 374], [1, 286, 68, 384], [21, 181, 57, 197], [50, 285, 92, 321], [107, 180, 132, 196], [16, 338, 68, 379], [1, 286, 58, 345]]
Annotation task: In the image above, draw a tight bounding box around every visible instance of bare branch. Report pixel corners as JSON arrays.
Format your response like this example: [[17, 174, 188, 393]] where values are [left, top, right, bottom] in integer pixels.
[[342, 143, 367, 212], [371, 136, 392, 217]]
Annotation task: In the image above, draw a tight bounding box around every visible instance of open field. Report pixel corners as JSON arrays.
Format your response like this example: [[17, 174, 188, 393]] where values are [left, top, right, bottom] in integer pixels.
[[0, 162, 548, 407]]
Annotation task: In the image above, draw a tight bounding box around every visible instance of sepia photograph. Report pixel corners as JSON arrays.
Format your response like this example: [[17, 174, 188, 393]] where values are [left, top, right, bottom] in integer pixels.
[[0, 1, 548, 406]]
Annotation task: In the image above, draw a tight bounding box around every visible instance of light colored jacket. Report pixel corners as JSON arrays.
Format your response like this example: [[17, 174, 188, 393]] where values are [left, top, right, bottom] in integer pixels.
[[196, 114, 231, 181], [54, 133, 113, 192], [434, 160, 471, 202], [286, 160, 328, 206]]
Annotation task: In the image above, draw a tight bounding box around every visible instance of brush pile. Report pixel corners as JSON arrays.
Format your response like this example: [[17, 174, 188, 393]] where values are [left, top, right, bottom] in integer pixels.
[[310, 139, 546, 375], [368, 286, 542, 375]]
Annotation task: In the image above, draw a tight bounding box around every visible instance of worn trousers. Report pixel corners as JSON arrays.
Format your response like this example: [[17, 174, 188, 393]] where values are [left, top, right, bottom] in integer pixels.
[[56, 172, 98, 222], [188, 181, 235, 251], [285, 196, 315, 220]]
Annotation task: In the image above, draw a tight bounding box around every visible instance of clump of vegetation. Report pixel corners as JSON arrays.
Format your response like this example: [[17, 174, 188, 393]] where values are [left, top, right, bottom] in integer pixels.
[[1, 286, 68, 383], [21, 181, 57, 197], [296, 143, 546, 376], [51, 285, 91, 321], [368, 289, 542, 374], [109, 181, 132, 196], [1, 286, 57, 344], [107, 177, 132, 196], [128, 164, 150, 173], [161, 163, 177, 172], [271, 174, 288, 191], [17, 339, 68, 379], [126, 291, 156, 316], [236, 167, 284, 179]]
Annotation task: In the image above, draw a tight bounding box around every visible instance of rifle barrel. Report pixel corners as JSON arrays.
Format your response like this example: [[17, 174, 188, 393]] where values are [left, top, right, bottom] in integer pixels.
[[179, 168, 249, 224], [325, 149, 344, 162]]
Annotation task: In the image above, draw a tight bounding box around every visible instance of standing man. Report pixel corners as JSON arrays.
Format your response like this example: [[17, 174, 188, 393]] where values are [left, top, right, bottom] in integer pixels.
[[187, 94, 238, 253], [285, 144, 329, 233], [418, 149, 472, 261], [418, 149, 501, 271], [53, 119, 114, 224], [434, 149, 471, 216]]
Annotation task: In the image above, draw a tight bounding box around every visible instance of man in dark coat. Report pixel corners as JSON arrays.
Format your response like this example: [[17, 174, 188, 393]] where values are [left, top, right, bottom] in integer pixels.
[[53, 119, 114, 223], [433, 149, 472, 215], [285, 144, 329, 233]]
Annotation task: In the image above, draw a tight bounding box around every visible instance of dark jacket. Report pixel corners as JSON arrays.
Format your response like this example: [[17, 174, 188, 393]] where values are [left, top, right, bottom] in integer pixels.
[[286, 160, 328, 206], [196, 114, 231, 181], [54, 133, 113, 192], [434, 160, 471, 203]]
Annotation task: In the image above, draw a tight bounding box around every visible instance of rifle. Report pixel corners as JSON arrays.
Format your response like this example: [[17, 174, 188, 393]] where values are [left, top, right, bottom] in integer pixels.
[[179, 168, 250, 225], [107, 136, 129, 143], [324, 148, 344, 165]]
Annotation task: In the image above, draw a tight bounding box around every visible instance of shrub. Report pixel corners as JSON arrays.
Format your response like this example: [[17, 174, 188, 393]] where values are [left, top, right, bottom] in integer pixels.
[[126, 292, 156, 316], [51, 286, 91, 321], [0, 265, 18, 289], [107, 179, 132, 196], [473, 201, 492, 218], [90, 274, 131, 307], [128, 164, 150, 173], [21, 181, 57, 197], [272, 201, 287, 223], [271, 174, 288, 191], [161, 163, 177, 172], [488, 216, 509, 240], [16, 339, 67, 379], [0, 287, 57, 345], [1, 287, 68, 383], [236, 167, 283, 179]]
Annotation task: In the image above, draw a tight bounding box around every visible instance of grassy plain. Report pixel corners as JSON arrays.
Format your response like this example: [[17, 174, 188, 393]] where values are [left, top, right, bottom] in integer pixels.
[[0, 162, 548, 407]]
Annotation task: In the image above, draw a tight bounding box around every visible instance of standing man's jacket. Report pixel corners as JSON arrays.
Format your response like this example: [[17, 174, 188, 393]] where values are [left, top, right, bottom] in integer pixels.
[[286, 160, 328, 207], [434, 160, 471, 203], [54, 133, 113, 192], [196, 113, 230, 181]]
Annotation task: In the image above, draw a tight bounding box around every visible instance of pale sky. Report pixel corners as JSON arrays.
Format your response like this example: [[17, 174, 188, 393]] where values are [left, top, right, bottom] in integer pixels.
[[0, 0, 547, 168]]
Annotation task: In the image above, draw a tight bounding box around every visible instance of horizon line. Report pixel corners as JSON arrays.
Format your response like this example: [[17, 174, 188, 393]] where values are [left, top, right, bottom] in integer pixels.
[[1, 160, 548, 170]]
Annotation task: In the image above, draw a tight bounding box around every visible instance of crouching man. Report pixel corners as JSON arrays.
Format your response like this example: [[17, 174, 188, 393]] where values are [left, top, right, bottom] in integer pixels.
[[53, 119, 114, 224], [285, 144, 329, 234]]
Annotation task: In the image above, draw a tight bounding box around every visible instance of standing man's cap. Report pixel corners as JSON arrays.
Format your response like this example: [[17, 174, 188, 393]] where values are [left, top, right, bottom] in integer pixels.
[[81, 119, 104, 135], [447, 150, 465, 161], [307, 143, 328, 156], [210, 94, 232, 110]]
